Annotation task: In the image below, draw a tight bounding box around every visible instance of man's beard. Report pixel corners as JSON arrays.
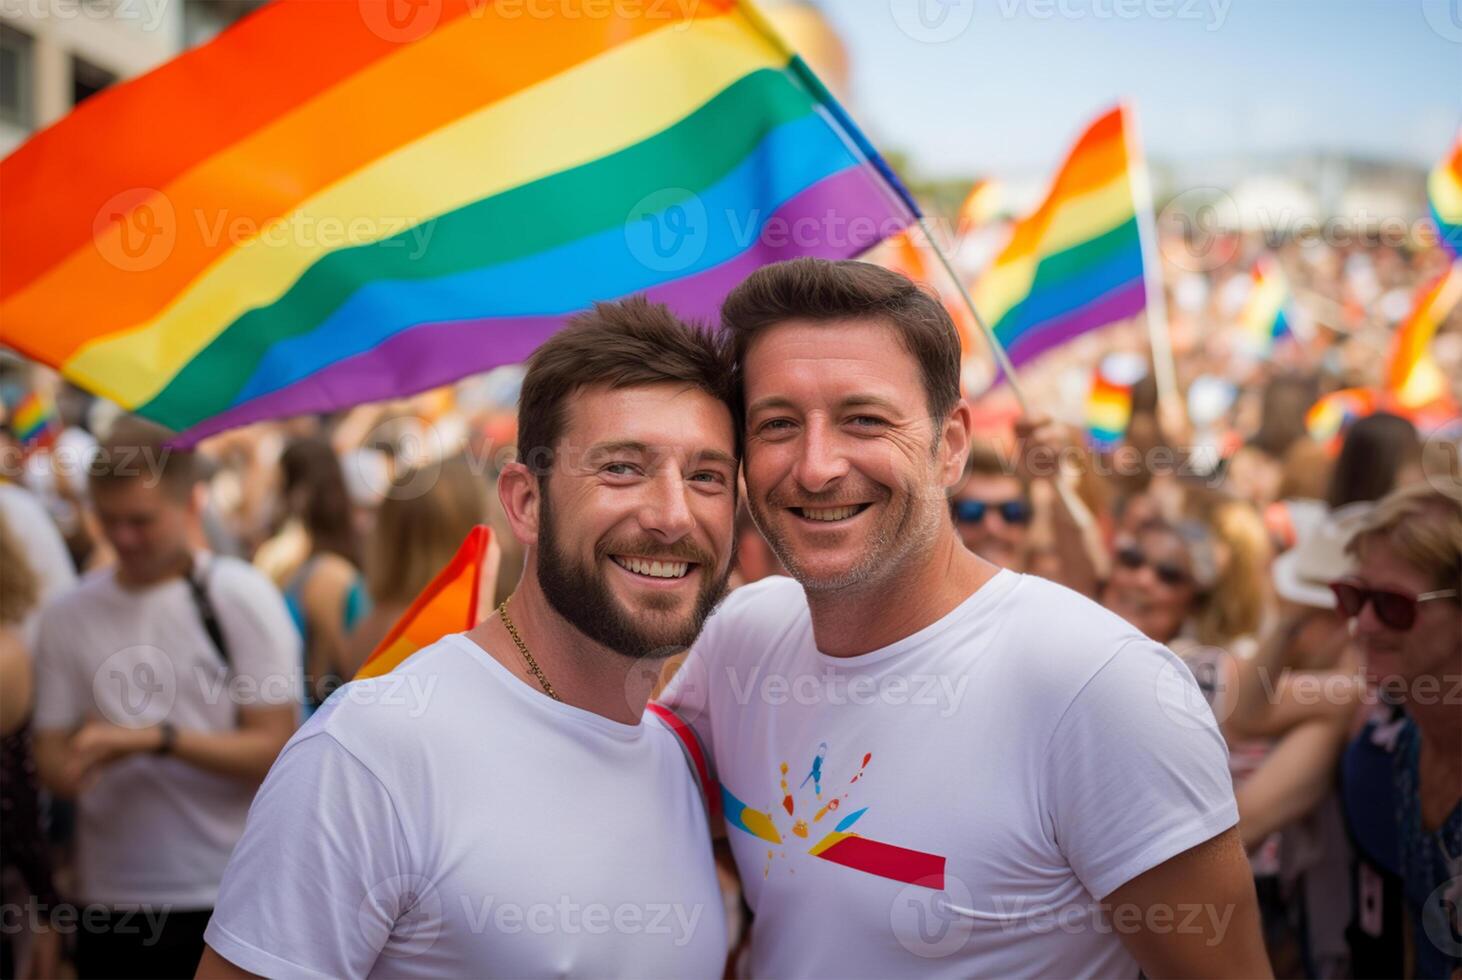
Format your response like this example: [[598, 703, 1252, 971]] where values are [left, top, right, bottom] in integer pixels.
[[535, 489, 734, 660], [750, 479, 943, 595]]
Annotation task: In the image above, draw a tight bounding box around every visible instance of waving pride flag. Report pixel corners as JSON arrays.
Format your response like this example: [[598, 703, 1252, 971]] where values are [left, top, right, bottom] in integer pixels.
[[355, 525, 495, 681], [1428, 131, 1461, 258], [0, 0, 918, 444], [971, 105, 1148, 369]]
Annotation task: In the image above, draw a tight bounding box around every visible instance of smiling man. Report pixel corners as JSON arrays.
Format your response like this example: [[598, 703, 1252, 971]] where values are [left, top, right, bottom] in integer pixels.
[[198, 298, 735, 979], [659, 259, 1270, 978]]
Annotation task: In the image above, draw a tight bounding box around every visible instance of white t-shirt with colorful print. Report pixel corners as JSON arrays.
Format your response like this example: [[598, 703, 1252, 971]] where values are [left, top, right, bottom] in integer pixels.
[[658, 570, 1238, 979]]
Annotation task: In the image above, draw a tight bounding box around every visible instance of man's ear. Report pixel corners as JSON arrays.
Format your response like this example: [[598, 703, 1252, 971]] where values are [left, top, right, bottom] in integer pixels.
[[497, 461, 543, 548], [938, 400, 975, 489]]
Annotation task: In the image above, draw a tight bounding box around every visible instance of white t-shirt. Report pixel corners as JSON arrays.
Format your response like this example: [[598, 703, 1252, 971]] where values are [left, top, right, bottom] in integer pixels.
[[659, 571, 1238, 979], [32, 555, 302, 907], [205, 633, 728, 979], [0, 481, 77, 645]]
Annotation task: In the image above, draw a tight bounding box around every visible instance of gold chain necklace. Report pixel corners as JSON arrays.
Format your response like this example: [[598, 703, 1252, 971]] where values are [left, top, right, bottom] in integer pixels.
[[497, 599, 561, 702]]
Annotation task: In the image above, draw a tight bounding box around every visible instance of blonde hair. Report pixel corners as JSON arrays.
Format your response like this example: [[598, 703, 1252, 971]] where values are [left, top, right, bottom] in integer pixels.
[[1348, 483, 1462, 593], [1190, 496, 1273, 647], [0, 513, 39, 627], [366, 456, 489, 606]]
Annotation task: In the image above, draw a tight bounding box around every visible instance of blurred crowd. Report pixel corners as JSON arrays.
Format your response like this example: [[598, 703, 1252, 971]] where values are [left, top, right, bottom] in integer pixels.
[[0, 224, 1458, 978]]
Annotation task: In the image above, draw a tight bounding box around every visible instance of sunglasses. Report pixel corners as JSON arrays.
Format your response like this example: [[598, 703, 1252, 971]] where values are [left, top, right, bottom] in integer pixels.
[[1114, 545, 1192, 588], [951, 499, 1032, 526], [1328, 578, 1459, 632]]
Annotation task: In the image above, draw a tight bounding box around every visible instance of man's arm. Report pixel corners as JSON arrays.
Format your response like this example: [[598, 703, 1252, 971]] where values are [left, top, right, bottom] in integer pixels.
[[195, 945, 261, 980], [42, 704, 295, 795], [1104, 827, 1271, 979]]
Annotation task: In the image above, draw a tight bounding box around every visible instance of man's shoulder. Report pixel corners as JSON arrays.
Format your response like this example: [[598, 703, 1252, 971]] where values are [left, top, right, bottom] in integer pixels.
[[1000, 573, 1148, 654], [208, 554, 281, 592], [38, 565, 117, 616], [974, 573, 1159, 700], [302, 635, 485, 760], [700, 576, 809, 647]]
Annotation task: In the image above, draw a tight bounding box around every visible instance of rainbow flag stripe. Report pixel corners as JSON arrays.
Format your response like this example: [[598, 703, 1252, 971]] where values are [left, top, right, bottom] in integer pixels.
[[1237, 257, 1291, 355], [355, 524, 492, 680], [0, 0, 916, 443], [972, 105, 1146, 368], [1387, 263, 1462, 410], [1429, 132, 1461, 259]]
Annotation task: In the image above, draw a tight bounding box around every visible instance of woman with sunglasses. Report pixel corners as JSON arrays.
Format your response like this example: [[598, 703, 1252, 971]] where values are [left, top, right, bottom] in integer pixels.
[[1100, 518, 1219, 646], [1338, 483, 1461, 979]]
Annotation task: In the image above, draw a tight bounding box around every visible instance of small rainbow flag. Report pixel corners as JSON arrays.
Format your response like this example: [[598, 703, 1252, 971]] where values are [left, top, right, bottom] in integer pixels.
[[8, 390, 58, 447], [1306, 387, 1376, 446], [1386, 263, 1462, 410], [1428, 131, 1461, 258], [0, 0, 917, 444], [972, 105, 1147, 369], [1236, 257, 1292, 355], [355, 524, 494, 680]]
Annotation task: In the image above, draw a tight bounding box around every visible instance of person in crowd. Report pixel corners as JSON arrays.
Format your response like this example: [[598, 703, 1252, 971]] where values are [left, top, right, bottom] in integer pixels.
[[660, 259, 1269, 977], [1326, 412, 1424, 511], [30, 417, 301, 980], [0, 471, 77, 645], [0, 514, 63, 980], [1339, 484, 1461, 979], [198, 298, 737, 979], [949, 439, 1033, 571], [276, 437, 369, 709], [344, 454, 491, 673]]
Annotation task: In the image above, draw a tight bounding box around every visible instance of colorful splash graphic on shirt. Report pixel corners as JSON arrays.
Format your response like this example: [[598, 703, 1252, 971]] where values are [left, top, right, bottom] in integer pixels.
[[721, 746, 946, 889]]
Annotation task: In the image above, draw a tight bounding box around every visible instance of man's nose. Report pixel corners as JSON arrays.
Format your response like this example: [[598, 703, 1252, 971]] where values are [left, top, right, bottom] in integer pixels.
[[638, 468, 696, 542], [792, 421, 850, 494]]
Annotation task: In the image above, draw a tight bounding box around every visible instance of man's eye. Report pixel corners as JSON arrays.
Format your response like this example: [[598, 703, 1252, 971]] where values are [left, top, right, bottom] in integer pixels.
[[758, 418, 795, 433], [603, 462, 640, 476], [689, 471, 727, 484], [849, 416, 888, 428]]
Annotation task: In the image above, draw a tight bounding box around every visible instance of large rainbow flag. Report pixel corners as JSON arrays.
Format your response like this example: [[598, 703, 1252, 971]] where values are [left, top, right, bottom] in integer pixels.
[[1386, 263, 1462, 411], [355, 524, 494, 680], [1429, 131, 1461, 259], [971, 105, 1147, 368], [0, 0, 918, 444]]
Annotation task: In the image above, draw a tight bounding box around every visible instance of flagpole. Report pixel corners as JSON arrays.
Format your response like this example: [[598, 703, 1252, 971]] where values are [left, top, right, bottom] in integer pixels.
[[917, 217, 1031, 415], [1122, 102, 1182, 421], [918, 217, 1098, 532]]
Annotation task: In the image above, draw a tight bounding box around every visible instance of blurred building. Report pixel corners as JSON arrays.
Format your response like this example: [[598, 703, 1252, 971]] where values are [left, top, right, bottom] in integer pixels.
[[1, 0, 261, 156]]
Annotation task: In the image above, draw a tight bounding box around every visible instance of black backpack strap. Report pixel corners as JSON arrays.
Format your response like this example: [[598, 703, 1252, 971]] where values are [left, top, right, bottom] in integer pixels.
[[186, 556, 231, 669]]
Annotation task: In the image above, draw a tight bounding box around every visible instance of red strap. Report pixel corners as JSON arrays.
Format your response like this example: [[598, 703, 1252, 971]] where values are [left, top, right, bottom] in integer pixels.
[[646, 702, 721, 828]]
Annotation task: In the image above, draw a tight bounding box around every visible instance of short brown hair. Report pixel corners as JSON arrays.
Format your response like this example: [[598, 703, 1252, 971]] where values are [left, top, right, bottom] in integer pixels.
[[1347, 483, 1462, 594], [721, 258, 962, 424], [88, 415, 200, 501], [517, 297, 735, 475]]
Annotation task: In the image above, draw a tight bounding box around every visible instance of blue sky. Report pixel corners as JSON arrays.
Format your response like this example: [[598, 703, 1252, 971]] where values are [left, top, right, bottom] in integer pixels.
[[813, 0, 1461, 179]]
